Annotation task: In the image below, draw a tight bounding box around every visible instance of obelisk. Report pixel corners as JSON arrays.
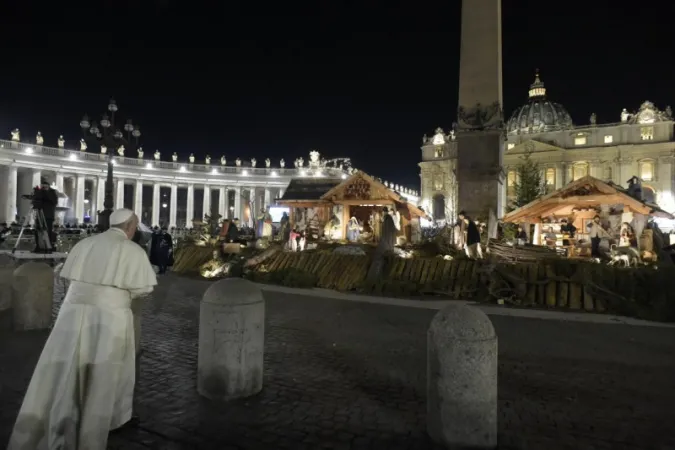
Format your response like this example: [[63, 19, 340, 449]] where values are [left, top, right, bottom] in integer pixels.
[[455, 0, 504, 228]]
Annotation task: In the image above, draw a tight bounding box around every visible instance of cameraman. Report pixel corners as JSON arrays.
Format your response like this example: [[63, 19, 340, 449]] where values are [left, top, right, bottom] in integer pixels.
[[31, 178, 58, 253]]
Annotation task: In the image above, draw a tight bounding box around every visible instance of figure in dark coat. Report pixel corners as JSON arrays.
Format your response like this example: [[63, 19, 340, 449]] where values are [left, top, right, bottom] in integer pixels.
[[150, 227, 173, 274], [227, 218, 240, 243], [279, 212, 290, 243]]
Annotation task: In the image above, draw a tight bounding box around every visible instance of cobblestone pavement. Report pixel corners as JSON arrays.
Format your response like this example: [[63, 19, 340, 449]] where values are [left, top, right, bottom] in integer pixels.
[[2, 274, 675, 449]]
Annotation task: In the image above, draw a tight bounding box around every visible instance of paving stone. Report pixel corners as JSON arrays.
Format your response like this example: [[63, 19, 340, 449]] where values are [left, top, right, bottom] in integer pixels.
[[0, 273, 674, 449]]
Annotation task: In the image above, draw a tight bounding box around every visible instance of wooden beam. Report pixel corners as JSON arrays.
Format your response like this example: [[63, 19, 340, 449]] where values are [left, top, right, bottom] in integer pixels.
[[335, 199, 394, 206]]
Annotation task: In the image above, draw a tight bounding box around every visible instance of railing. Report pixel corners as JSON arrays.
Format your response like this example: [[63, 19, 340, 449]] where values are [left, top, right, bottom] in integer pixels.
[[0, 138, 421, 198], [0, 138, 345, 178]]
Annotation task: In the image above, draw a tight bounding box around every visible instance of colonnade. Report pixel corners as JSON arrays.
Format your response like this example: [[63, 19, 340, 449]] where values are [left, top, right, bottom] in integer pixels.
[[0, 166, 285, 227]]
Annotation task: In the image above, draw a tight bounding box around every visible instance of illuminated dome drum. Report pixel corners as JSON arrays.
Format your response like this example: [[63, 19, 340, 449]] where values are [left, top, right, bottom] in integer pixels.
[[506, 71, 573, 135]]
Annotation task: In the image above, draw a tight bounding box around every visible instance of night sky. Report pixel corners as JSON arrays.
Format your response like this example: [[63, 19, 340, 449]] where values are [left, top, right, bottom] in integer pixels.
[[1, 1, 673, 188]]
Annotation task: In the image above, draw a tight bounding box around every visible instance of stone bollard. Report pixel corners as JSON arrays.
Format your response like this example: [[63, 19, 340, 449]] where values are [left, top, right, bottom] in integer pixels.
[[427, 304, 498, 449], [198, 278, 265, 400], [11, 262, 54, 331], [0, 256, 16, 331]]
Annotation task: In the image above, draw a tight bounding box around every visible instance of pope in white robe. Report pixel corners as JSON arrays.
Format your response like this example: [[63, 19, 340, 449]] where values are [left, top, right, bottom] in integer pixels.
[[8, 209, 157, 450]]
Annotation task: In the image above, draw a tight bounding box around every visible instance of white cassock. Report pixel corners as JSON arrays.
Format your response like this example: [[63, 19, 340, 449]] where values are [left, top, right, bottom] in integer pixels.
[[8, 227, 157, 450]]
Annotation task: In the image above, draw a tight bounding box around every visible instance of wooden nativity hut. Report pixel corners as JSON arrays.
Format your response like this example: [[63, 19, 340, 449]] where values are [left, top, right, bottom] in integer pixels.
[[503, 175, 674, 255], [277, 171, 427, 242]]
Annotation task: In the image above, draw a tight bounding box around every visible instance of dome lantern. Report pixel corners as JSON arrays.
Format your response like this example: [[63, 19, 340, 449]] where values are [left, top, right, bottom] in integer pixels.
[[528, 69, 546, 99]]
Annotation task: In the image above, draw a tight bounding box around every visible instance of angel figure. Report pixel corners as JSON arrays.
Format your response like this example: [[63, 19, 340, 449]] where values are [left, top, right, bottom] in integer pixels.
[[36, 131, 44, 145]]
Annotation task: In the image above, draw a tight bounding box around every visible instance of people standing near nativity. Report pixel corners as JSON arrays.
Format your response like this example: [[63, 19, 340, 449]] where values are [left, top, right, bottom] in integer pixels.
[[8, 208, 157, 450], [279, 212, 290, 242], [458, 210, 483, 259], [380, 207, 397, 250], [150, 226, 173, 275]]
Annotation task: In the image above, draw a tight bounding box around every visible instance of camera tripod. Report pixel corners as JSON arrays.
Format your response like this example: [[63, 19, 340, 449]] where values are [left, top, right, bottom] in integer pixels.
[[12, 208, 52, 254]]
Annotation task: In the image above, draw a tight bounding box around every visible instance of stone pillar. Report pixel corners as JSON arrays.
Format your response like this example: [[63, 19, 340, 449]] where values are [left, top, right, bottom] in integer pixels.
[[555, 164, 563, 189], [75, 175, 85, 224], [5, 166, 17, 224], [116, 178, 125, 210], [203, 185, 211, 220], [198, 278, 265, 400], [219, 187, 227, 219], [96, 176, 105, 221], [152, 183, 160, 226], [234, 186, 242, 220], [12, 262, 54, 331], [264, 188, 272, 208], [169, 183, 178, 228], [455, 0, 503, 224], [427, 304, 497, 448], [186, 184, 195, 228], [55, 172, 64, 193], [278, 187, 285, 199], [134, 180, 143, 221], [31, 169, 41, 189]]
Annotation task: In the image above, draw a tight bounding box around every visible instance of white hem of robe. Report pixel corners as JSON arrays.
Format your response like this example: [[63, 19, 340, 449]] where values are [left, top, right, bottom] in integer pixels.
[[7, 281, 136, 450]]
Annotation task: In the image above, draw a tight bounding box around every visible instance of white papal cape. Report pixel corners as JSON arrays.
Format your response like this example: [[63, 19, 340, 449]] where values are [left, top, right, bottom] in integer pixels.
[[8, 228, 157, 450]]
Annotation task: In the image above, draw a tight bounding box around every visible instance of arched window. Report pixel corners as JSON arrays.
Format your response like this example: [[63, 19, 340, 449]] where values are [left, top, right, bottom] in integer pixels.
[[642, 186, 656, 204], [640, 160, 655, 181], [432, 194, 446, 220], [572, 163, 588, 181]]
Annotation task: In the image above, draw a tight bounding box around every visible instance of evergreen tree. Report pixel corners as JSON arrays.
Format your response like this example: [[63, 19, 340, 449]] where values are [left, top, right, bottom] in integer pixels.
[[511, 150, 545, 209]]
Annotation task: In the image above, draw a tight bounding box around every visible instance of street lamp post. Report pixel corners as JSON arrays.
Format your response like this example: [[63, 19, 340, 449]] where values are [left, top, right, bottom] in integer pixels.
[[79, 98, 142, 231]]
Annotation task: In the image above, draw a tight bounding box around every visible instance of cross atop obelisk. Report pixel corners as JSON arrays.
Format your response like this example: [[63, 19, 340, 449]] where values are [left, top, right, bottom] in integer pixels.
[[455, 0, 504, 227]]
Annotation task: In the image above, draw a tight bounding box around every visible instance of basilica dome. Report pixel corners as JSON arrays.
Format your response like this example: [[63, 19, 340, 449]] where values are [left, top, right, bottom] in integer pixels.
[[506, 71, 573, 135]]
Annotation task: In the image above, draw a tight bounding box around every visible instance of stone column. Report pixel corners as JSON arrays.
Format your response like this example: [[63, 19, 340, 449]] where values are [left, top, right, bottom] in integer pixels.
[[455, 0, 503, 225], [555, 163, 563, 189], [152, 183, 160, 226], [116, 178, 125, 210], [31, 169, 41, 188], [427, 304, 497, 448], [169, 183, 178, 228], [75, 175, 85, 224], [203, 185, 211, 220], [234, 186, 242, 220], [134, 180, 143, 221], [264, 188, 272, 208], [96, 176, 105, 222], [55, 172, 64, 193], [5, 166, 17, 224], [219, 187, 227, 219], [186, 184, 195, 228], [28, 169, 42, 225], [278, 187, 285, 199]]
